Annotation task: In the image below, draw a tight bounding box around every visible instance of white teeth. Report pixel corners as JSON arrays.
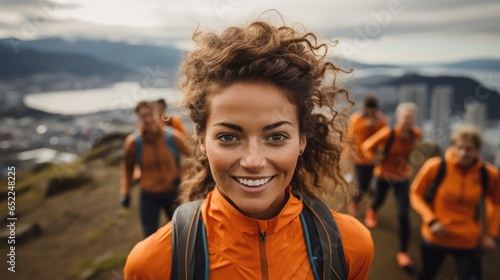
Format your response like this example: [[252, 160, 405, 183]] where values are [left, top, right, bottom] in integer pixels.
[[236, 177, 272, 187]]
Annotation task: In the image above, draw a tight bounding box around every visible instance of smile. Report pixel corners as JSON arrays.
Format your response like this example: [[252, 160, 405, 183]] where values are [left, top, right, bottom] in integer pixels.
[[235, 177, 273, 187]]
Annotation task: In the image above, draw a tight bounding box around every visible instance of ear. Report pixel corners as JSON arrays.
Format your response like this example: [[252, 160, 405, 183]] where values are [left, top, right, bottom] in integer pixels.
[[199, 137, 207, 155], [299, 135, 307, 155]]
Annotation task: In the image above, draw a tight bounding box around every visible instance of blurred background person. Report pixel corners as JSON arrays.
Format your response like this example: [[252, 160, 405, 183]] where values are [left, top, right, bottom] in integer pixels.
[[157, 98, 187, 135], [361, 102, 422, 270], [120, 100, 192, 237], [348, 95, 387, 215], [410, 125, 500, 280]]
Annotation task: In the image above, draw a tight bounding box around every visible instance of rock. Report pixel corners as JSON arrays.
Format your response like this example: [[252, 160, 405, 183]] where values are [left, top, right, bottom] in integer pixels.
[[0, 222, 42, 244]]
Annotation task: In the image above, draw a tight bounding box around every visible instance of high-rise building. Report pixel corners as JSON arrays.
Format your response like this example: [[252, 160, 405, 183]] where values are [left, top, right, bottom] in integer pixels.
[[430, 86, 453, 149], [465, 102, 487, 131], [398, 84, 428, 126]]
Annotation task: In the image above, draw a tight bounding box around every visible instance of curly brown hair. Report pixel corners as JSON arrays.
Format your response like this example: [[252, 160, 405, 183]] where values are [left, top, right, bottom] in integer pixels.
[[177, 20, 354, 206]]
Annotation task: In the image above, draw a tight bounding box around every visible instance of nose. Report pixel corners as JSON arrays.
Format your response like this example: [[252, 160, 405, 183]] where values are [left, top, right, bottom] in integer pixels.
[[240, 140, 265, 171]]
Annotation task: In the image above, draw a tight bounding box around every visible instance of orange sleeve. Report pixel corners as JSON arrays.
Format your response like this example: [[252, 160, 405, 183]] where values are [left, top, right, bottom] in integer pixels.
[[360, 126, 389, 162], [120, 134, 136, 195], [172, 129, 193, 157], [171, 117, 187, 135], [332, 211, 374, 280], [409, 157, 441, 225], [485, 164, 500, 238], [124, 224, 172, 279]]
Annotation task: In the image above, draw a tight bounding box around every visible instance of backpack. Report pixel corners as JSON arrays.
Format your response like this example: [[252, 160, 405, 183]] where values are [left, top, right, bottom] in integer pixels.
[[171, 193, 348, 280], [423, 157, 489, 219], [133, 126, 180, 168]]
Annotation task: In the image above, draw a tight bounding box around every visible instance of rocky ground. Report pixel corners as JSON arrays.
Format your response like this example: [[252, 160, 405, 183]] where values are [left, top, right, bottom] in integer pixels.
[[0, 135, 498, 280]]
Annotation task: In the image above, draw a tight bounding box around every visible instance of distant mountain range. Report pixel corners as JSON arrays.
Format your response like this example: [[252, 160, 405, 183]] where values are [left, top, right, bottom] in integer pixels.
[[0, 37, 183, 79]]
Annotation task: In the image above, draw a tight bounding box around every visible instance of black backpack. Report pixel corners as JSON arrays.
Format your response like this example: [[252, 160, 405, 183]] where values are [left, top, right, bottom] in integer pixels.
[[171, 193, 348, 280], [423, 158, 489, 219]]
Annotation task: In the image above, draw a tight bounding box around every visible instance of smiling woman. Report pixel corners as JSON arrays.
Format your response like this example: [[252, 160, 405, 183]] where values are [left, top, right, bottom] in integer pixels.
[[124, 18, 374, 280]]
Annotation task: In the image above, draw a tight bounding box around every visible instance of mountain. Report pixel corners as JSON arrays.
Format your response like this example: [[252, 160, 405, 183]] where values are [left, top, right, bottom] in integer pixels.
[[356, 73, 500, 119], [1, 37, 184, 71], [0, 43, 136, 80], [439, 59, 500, 70]]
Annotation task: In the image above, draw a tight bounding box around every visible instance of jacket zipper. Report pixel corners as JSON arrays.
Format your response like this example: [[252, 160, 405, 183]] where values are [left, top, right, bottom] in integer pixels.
[[259, 231, 268, 280]]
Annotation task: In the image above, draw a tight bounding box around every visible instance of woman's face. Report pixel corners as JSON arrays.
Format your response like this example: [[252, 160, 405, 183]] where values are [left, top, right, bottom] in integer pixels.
[[452, 138, 480, 168], [202, 82, 306, 219]]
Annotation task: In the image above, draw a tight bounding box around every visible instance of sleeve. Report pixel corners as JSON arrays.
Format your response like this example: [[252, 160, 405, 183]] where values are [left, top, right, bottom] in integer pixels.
[[120, 135, 136, 195], [172, 129, 193, 157], [409, 157, 441, 225], [360, 126, 389, 162], [171, 117, 187, 135], [332, 212, 374, 280], [485, 165, 500, 238], [124, 224, 172, 279]]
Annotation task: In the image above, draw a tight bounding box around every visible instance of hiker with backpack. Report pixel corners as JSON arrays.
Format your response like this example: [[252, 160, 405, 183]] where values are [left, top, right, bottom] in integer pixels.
[[348, 95, 387, 215], [361, 102, 422, 269], [120, 100, 192, 237], [410, 126, 500, 280], [124, 19, 374, 280]]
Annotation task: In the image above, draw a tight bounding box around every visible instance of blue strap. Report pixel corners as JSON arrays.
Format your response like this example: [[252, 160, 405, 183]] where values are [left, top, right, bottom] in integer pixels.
[[165, 126, 180, 168], [300, 213, 321, 280], [134, 127, 180, 168]]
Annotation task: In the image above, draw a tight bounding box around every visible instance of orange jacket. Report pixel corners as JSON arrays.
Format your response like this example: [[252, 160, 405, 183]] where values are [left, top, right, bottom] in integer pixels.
[[361, 125, 422, 180], [410, 148, 500, 249], [348, 111, 387, 166], [124, 187, 374, 279], [120, 125, 191, 195], [162, 116, 187, 135]]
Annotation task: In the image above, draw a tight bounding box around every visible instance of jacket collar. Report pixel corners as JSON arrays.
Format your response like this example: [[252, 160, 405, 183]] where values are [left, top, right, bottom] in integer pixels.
[[203, 186, 303, 235]]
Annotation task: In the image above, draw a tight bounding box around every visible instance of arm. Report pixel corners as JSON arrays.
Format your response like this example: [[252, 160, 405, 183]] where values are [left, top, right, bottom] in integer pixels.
[[172, 129, 193, 157], [486, 165, 500, 239], [120, 135, 136, 196], [409, 157, 441, 226], [360, 127, 389, 163]]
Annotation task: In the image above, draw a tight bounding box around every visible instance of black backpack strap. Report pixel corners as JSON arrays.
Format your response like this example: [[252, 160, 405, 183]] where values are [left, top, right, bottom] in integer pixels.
[[171, 199, 204, 280], [475, 165, 490, 221], [382, 126, 395, 163], [302, 196, 348, 280], [424, 157, 447, 204], [479, 165, 489, 196]]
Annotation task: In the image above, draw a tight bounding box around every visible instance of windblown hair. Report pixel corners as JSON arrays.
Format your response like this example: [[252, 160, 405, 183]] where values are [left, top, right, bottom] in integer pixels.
[[451, 125, 483, 149], [135, 100, 158, 114], [177, 20, 354, 206]]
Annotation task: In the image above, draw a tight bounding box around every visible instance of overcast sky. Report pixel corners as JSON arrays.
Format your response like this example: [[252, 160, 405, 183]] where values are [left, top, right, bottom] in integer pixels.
[[1, 0, 499, 64]]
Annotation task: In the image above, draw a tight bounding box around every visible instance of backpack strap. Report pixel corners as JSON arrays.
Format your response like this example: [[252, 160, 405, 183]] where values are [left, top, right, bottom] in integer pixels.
[[424, 157, 447, 204], [133, 130, 143, 168], [381, 126, 395, 163], [165, 126, 180, 168], [171, 199, 205, 280], [475, 164, 490, 221], [302, 195, 348, 280]]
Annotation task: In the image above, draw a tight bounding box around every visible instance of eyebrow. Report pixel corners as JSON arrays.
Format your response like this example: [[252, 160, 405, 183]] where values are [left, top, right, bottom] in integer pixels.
[[214, 121, 294, 132]]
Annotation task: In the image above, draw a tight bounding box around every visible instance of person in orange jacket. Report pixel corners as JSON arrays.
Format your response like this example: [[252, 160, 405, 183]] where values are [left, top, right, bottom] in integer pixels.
[[124, 19, 374, 279], [410, 126, 500, 280], [348, 95, 387, 214], [361, 102, 422, 269], [120, 100, 192, 237], [157, 98, 187, 135]]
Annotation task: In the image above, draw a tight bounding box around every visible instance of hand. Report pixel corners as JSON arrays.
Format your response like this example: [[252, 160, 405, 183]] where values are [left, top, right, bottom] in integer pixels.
[[429, 220, 447, 237], [481, 236, 497, 253], [120, 194, 130, 208]]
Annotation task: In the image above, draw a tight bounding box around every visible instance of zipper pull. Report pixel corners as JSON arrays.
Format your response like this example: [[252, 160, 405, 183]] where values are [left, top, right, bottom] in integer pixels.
[[260, 231, 267, 243]]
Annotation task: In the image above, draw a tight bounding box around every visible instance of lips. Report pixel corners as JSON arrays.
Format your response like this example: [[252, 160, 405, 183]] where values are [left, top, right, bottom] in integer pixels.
[[235, 176, 273, 187]]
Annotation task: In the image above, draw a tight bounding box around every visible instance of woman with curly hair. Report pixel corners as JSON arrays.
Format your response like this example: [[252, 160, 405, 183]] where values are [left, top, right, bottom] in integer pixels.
[[124, 18, 373, 280]]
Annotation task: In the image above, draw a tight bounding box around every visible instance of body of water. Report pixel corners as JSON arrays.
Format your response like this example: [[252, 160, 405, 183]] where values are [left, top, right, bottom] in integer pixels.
[[24, 81, 182, 115]]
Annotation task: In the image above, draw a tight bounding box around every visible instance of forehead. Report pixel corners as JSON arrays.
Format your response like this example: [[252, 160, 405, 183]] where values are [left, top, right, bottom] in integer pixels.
[[207, 82, 299, 124], [453, 138, 477, 148]]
